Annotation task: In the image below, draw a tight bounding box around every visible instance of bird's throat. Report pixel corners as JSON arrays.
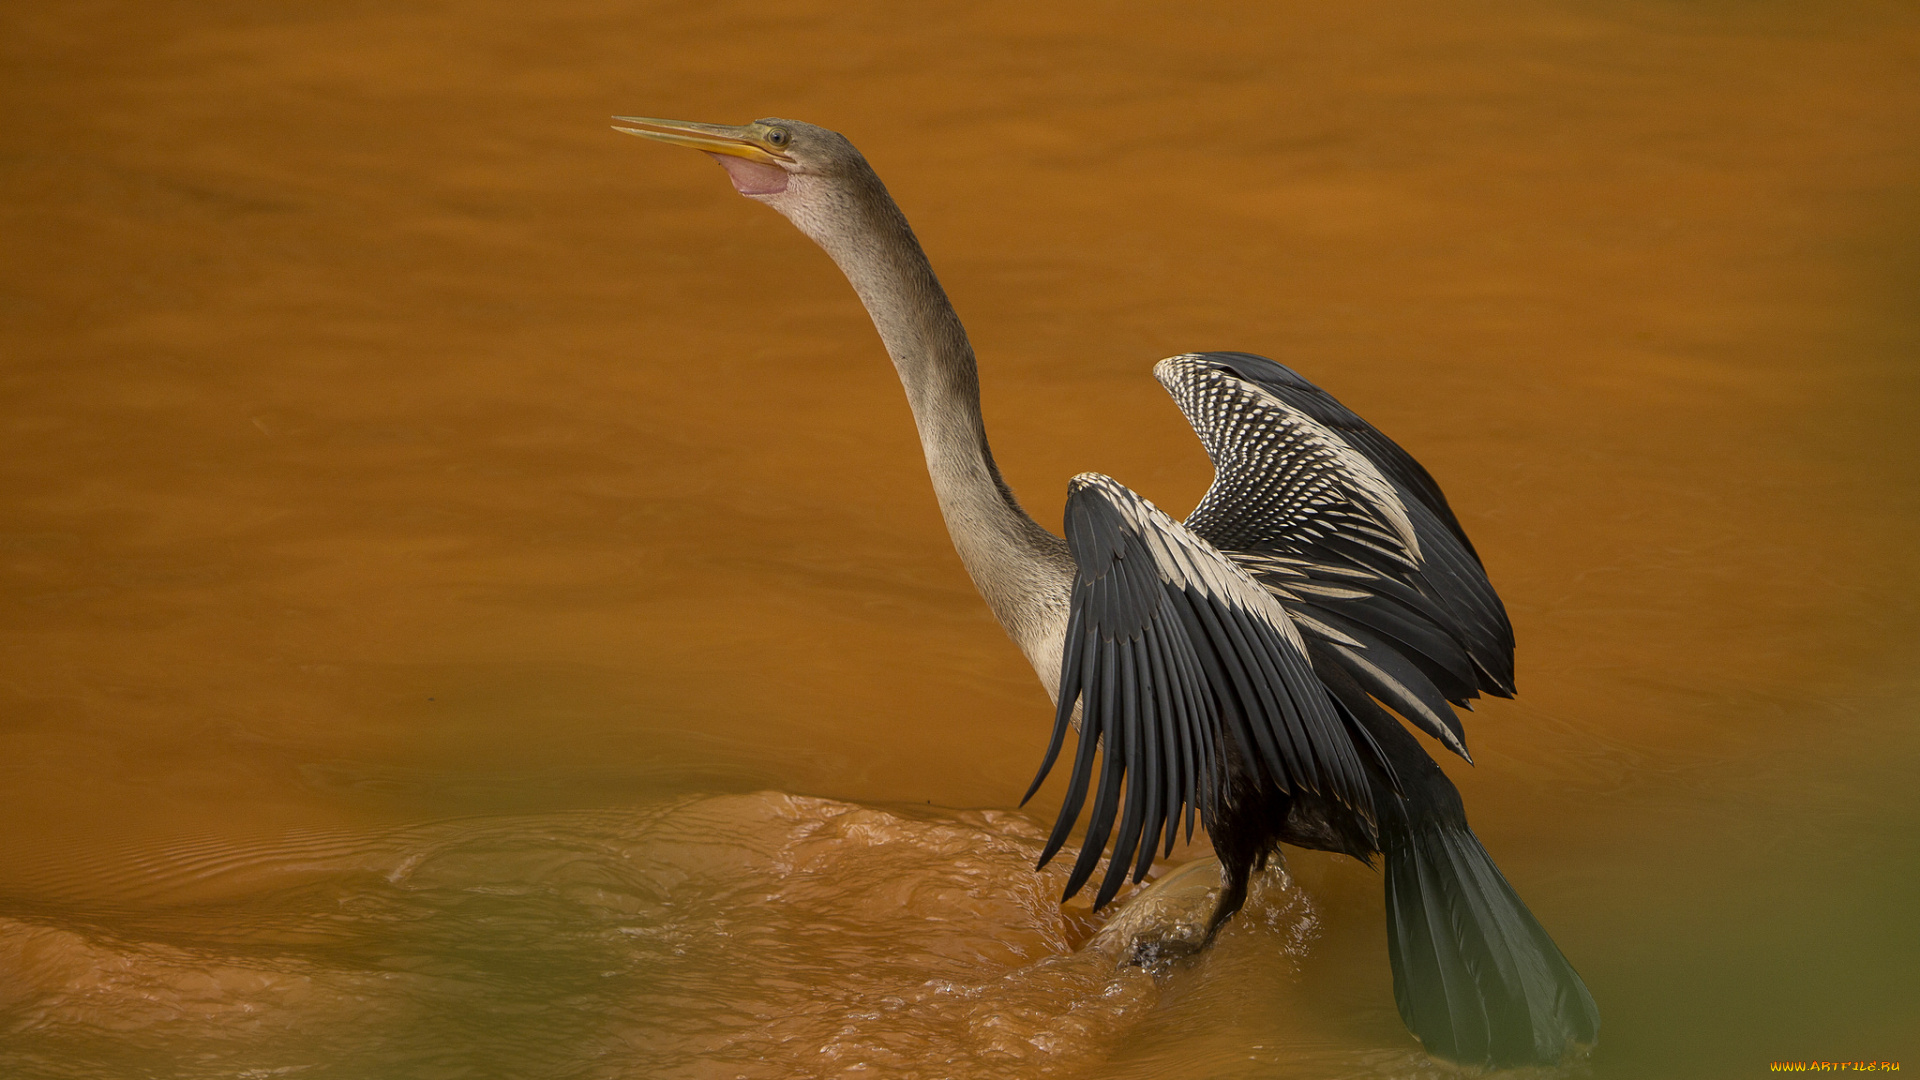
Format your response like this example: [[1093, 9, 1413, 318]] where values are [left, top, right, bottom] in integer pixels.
[[709, 153, 789, 195]]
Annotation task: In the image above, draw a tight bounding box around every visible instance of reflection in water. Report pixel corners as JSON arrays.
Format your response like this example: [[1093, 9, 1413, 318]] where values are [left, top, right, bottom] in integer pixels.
[[1, 794, 1314, 1079]]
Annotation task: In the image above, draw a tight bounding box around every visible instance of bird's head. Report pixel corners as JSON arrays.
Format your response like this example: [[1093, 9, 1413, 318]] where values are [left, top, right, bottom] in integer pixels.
[[613, 115, 880, 233], [614, 114, 933, 324]]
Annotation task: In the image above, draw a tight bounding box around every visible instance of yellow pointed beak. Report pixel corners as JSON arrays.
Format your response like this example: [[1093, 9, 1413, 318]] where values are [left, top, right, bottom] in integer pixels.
[[611, 116, 789, 164]]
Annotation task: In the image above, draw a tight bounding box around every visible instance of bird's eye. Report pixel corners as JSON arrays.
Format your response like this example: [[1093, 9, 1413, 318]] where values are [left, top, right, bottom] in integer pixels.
[[764, 127, 791, 148]]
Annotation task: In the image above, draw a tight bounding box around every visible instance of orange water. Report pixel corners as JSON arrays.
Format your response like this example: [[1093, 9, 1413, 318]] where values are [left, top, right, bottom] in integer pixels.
[[3, 2, 1917, 1077]]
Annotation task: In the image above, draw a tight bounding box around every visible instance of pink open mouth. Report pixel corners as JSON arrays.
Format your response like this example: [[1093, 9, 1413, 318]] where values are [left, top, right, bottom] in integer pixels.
[[709, 153, 789, 195]]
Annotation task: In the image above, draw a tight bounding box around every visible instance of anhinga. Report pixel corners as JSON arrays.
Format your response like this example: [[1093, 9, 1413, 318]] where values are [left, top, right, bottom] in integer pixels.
[[615, 115, 1598, 1068]]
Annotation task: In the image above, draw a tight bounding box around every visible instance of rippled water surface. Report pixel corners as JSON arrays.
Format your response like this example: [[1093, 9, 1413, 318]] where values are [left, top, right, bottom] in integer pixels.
[[3, 2, 1918, 1077], [5, 794, 1259, 1078]]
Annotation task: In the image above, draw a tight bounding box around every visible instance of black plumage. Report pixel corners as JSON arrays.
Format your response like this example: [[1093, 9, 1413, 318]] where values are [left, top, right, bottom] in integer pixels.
[[1032, 353, 1598, 1067], [1030, 475, 1376, 909]]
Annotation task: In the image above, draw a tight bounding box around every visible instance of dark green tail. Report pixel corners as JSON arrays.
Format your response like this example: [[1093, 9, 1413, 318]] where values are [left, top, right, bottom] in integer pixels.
[[1383, 820, 1600, 1068]]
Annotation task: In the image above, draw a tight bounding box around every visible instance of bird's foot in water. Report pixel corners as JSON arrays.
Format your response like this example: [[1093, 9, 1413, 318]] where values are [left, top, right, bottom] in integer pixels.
[[1126, 933, 1208, 967], [1084, 857, 1223, 970]]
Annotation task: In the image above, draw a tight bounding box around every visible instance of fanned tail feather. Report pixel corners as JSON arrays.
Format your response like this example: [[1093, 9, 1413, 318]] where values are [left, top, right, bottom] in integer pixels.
[[1383, 818, 1599, 1068]]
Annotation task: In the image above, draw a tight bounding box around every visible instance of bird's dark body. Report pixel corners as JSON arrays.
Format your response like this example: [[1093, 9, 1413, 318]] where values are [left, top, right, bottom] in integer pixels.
[[1041, 352, 1599, 1067], [617, 115, 1598, 1070], [1205, 647, 1451, 933], [1193, 733, 1304, 933]]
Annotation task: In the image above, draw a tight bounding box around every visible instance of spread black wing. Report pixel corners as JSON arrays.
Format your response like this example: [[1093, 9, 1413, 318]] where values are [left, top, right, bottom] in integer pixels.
[[1129, 355, 1599, 1067], [1155, 352, 1516, 762], [1023, 473, 1382, 908]]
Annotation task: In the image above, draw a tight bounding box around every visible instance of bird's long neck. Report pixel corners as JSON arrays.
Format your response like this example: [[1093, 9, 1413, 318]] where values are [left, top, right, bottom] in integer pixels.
[[768, 169, 1070, 645]]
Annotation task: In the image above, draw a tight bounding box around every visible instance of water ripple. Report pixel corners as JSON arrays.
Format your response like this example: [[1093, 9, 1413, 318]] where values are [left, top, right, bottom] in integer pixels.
[[0, 793, 1319, 1079]]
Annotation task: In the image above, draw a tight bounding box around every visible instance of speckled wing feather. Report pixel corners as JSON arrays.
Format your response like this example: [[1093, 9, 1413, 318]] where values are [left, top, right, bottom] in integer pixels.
[[1024, 473, 1379, 908], [1185, 352, 1482, 556], [1155, 353, 1517, 761]]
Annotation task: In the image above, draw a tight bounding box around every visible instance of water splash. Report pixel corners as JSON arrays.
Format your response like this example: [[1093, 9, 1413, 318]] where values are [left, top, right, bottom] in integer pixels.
[[1, 793, 1325, 1079]]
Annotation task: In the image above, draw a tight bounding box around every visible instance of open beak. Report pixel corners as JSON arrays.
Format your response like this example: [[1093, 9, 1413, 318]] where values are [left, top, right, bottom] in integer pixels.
[[611, 116, 790, 165]]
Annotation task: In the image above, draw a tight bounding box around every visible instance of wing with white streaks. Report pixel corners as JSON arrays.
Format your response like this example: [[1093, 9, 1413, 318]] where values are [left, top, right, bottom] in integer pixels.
[[1025, 473, 1380, 908], [1154, 352, 1516, 761]]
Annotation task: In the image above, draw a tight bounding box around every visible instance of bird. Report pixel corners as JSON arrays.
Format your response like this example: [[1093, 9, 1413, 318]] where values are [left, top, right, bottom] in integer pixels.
[[614, 115, 1599, 1068]]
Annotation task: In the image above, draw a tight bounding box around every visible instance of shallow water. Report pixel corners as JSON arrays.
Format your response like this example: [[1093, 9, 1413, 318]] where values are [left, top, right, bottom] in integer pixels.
[[3, 1, 1918, 1077], [4, 794, 1254, 1078]]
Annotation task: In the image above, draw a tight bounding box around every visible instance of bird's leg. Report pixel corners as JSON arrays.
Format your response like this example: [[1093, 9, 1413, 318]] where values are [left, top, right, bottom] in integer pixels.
[[1201, 852, 1253, 945], [1090, 855, 1227, 966], [1195, 760, 1284, 947], [1101, 848, 1256, 968]]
